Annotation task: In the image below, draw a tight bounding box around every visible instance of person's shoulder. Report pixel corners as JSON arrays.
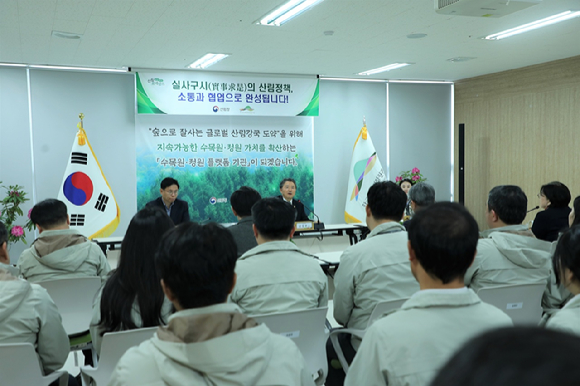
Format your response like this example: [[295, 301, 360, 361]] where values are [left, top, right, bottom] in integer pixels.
[[146, 197, 162, 207], [112, 341, 161, 385]]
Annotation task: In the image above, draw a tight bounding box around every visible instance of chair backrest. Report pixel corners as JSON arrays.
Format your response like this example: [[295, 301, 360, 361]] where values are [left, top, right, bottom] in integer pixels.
[[477, 282, 545, 325], [253, 307, 328, 385], [367, 298, 409, 328], [0, 343, 66, 385], [81, 327, 157, 386], [37, 277, 102, 335]]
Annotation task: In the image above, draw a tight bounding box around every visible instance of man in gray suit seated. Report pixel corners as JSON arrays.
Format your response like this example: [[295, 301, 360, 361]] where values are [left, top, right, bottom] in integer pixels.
[[228, 186, 261, 257]]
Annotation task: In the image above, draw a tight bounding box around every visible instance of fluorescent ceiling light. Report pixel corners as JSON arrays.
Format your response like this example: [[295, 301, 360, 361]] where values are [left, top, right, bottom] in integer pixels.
[[29, 65, 127, 73], [319, 77, 387, 82], [358, 63, 412, 76], [188, 53, 229, 69], [389, 80, 453, 84], [484, 10, 580, 40], [258, 0, 324, 26], [0, 63, 27, 67]]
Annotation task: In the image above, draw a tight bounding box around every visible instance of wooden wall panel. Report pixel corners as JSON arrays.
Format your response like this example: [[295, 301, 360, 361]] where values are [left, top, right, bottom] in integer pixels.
[[454, 56, 580, 230]]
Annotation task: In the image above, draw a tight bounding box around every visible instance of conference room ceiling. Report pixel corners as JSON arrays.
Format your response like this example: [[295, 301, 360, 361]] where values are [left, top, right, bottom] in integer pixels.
[[1, 0, 579, 81]]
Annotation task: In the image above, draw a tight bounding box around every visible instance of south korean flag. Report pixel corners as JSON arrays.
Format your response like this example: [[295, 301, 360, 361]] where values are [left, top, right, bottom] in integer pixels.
[[57, 125, 120, 239]]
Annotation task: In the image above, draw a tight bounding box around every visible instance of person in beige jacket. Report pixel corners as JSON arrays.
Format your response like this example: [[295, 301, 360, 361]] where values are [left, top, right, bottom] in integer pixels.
[[17, 199, 110, 283], [110, 222, 314, 386], [345, 202, 512, 386], [230, 197, 328, 316]]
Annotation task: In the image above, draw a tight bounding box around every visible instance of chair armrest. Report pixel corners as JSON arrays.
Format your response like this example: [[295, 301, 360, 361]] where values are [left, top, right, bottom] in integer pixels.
[[328, 327, 365, 374]]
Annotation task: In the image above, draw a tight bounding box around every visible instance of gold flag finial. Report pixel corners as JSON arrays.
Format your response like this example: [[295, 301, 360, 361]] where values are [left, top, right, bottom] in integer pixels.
[[362, 116, 367, 140], [77, 113, 87, 145]]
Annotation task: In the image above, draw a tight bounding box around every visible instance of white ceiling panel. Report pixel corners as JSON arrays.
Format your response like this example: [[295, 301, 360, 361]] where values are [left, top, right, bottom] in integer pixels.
[[1, 0, 579, 80]]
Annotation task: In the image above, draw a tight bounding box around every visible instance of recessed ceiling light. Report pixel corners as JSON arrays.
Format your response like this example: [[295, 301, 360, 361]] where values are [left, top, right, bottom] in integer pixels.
[[484, 10, 580, 40], [187, 54, 230, 69], [407, 33, 427, 39], [29, 65, 127, 72], [0, 62, 27, 67], [357, 63, 413, 76], [447, 57, 476, 63], [257, 0, 324, 26], [51, 30, 82, 40]]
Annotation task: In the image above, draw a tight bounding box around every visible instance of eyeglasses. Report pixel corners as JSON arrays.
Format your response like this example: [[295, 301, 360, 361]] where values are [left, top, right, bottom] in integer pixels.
[[165, 190, 179, 196]]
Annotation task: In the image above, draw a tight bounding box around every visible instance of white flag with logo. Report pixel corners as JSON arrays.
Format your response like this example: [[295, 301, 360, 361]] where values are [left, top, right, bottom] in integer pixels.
[[344, 124, 386, 224], [57, 125, 120, 239]]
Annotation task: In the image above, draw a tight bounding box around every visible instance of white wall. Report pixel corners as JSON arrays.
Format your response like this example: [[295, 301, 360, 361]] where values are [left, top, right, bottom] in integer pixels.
[[388, 83, 453, 202], [314, 80, 387, 224]]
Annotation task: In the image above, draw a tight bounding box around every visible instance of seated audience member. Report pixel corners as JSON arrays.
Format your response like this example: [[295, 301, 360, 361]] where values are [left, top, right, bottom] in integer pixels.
[[230, 197, 328, 315], [569, 195, 580, 227], [228, 186, 261, 257], [0, 221, 19, 276], [90, 207, 175, 355], [328, 181, 418, 385], [465, 186, 557, 308], [430, 327, 580, 386], [278, 178, 309, 221], [146, 177, 190, 225], [543, 225, 580, 336], [404, 182, 435, 229], [398, 178, 413, 218], [0, 247, 73, 385], [109, 222, 315, 386], [17, 199, 110, 283], [532, 181, 572, 242], [345, 202, 512, 386]]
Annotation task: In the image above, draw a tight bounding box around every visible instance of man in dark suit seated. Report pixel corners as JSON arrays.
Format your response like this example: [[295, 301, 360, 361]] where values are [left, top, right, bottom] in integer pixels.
[[146, 177, 190, 225], [278, 178, 309, 221], [228, 186, 261, 257]]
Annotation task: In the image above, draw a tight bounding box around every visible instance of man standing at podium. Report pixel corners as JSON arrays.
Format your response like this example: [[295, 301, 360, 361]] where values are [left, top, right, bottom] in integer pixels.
[[146, 177, 190, 225], [278, 178, 309, 221]]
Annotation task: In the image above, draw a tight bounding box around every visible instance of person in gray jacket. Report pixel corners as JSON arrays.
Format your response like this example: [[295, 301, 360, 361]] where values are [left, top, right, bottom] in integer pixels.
[[17, 199, 110, 283], [544, 225, 580, 336], [110, 222, 314, 386], [345, 202, 512, 386], [0, 221, 19, 276], [230, 197, 328, 316], [328, 181, 418, 385], [227, 186, 261, 257], [465, 185, 564, 311]]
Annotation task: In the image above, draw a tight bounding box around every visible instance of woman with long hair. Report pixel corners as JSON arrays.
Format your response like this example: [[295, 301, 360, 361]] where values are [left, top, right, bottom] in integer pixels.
[[90, 206, 175, 354]]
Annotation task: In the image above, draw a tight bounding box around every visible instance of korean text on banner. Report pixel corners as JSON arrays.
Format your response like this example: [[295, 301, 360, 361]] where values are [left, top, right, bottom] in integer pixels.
[[57, 126, 120, 239], [344, 125, 386, 223], [136, 71, 319, 117]]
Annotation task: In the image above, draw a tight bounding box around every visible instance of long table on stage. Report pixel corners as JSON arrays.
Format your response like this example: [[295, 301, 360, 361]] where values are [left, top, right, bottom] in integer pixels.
[[293, 223, 369, 246]]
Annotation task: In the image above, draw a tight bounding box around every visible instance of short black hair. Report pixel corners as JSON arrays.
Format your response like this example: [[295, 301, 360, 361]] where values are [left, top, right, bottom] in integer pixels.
[[540, 181, 571, 208], [252, 198, 295, 240], [408, 182, 435, 208], [155, 222, 237, 309], [552, 225, 580, 286], [431, 327, 580, 386], [0, 221, 7, 246], [487, 185, 527, 225], [398, 178, 414, 187], [160, 177, 179, 190], [572, 196, 580, 227], [30, 199, 68, 229], [230, 186, 261, 217], [279, 178, 296, 189], [407, 202, 479, 284], [367, 181, 407, 221]]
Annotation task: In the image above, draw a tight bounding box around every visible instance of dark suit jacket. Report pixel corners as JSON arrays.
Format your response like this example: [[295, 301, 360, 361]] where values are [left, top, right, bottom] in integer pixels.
[[146, 197, 190, 225], [531, 206, 571, 242], [227, 217, 258, 257], [277, 195, 309, 221]]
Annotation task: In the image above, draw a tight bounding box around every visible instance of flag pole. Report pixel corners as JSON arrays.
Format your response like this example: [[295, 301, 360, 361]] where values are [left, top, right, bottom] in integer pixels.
[[78, 113, 84, 129]]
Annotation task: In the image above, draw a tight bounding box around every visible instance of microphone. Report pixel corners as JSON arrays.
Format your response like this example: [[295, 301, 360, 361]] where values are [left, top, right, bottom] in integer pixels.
[[527, 206, 540, 213], [298, 200, 325, 230]]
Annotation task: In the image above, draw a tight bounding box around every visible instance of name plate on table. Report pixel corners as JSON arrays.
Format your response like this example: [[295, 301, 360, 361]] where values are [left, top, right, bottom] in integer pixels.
[[295, 221, 314, 231]]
